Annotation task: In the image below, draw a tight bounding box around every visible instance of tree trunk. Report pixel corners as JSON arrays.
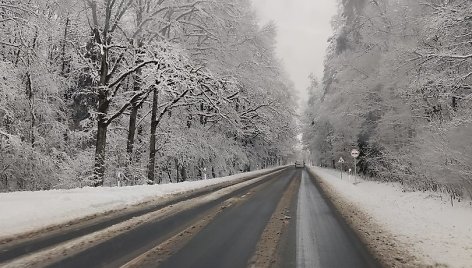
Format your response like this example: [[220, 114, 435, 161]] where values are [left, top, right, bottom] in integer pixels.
[[126, 103, 139, 156], [61, 18, 70, 76], [25, 72, 35, 147], [175, 158, 181, 182], [93, 116, 108, 186], [92, 40, 109, 186], [147, 88, 158, 183], [126, 44, 143, 158], [166, 168, 172, 183], [181, 165, 187, 182]]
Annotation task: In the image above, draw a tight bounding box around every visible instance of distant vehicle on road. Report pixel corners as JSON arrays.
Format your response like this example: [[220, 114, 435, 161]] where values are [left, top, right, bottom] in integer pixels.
[[294, 161, 305, 168]]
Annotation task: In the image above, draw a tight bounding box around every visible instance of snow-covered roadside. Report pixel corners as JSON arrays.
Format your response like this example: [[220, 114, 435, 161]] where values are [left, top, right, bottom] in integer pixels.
[[0, 167, 280, 239], [309, 166, 472, 268]]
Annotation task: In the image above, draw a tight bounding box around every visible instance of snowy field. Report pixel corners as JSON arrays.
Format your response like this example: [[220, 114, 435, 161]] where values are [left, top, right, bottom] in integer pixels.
[[0, 168, 278, 239], [309, 166, 472, 268]]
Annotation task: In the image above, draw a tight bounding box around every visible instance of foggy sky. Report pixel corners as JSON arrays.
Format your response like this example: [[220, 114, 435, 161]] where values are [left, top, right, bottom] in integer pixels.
[[250, 0, 337, 105]]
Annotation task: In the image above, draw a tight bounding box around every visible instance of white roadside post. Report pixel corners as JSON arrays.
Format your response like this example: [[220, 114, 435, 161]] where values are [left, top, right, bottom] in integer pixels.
[[351, 149, 360, 183], [203, 167, 207, 180], [338, 157, 345, 180]]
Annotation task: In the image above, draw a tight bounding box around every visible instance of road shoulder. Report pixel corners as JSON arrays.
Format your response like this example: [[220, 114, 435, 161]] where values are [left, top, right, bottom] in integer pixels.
[[306, 167, 421, 268]]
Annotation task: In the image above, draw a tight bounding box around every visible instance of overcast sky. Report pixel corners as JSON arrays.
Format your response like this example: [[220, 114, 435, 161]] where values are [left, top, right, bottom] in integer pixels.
[[250, 0, 338, 105]]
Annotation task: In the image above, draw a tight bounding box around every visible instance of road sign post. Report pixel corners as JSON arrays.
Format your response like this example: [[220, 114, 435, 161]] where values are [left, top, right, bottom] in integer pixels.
[[338, 157, 345, 180], [351, 149, 360, 183], [355, 157, 358, 176]]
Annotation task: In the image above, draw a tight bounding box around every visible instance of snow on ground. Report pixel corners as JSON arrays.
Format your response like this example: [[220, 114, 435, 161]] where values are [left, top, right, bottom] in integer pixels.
[[309, 166, 472, 268], [0, 168, 277, 239]]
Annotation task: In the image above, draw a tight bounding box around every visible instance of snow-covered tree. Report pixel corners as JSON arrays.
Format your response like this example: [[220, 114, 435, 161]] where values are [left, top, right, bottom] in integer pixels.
[[0, 0, 297, 191], [302, 0, 471, 198]]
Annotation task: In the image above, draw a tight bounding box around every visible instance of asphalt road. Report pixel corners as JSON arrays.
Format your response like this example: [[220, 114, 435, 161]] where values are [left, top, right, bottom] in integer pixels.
[[158, 169, 296, 268], [2, 167, 380, 268], [46, 169, 295, 268], [296, 170, 378, 268]]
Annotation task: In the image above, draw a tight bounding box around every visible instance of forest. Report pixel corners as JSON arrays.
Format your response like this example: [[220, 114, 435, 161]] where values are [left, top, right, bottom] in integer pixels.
[[0, 0, 298, 191], [302, 0, 472, 199]]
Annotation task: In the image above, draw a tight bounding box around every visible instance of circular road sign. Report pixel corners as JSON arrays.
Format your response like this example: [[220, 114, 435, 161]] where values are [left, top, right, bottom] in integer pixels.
[[351, 149, 360, 158]]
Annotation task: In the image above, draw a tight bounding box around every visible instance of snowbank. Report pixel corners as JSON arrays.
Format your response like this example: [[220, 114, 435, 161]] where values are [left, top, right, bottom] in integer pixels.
[[309, 166, 472, 268], [0, 168, 279, 238]]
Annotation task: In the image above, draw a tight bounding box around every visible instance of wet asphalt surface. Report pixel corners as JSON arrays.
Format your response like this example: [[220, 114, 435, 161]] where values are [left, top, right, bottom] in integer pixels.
[[295, 170, 378, 268], [45, 169, 293, 268], [3, 167, 380, 268], [158, 169, 296, 268]]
